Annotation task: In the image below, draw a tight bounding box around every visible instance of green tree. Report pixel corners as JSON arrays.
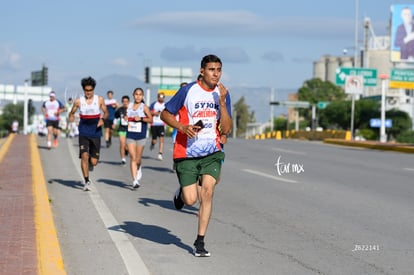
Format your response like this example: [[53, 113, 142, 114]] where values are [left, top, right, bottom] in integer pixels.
[[318, 99, 379, 131], [274, 116, 287, 131], [318, 100, 350, 129], [264, 116, 288, 133], [386, 108, 412, 141], [396, 130, 414, 143], [354, 99, 379, 129], [297, 78, 346, 124], [0, 102, 36, 132], [233, 96, 255, 137], [0, 103, 24, 132]]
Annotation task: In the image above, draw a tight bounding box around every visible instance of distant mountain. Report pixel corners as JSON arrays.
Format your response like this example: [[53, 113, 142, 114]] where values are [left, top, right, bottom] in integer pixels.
[[97, 74, 145, 96]]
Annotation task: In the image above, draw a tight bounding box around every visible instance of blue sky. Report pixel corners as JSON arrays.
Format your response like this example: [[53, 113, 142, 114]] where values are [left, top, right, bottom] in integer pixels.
[[0, 0, 397, 94]]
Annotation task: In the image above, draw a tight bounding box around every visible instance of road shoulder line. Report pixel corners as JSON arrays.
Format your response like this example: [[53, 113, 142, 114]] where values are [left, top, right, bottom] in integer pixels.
[[31, 134, 67, 275], [66, 138, 150, 275]]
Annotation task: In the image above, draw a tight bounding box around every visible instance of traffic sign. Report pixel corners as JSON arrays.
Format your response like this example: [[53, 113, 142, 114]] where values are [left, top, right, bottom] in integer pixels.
[[159, 84, 180, 90], [370, 118, 392, 128], [269, 101, 310, 108], [345, 75, 364, 94], [335, 67, 377, 86], [317, 101, 329, 109], [158, 84, 181, 96], [389, 68, 414, 89]]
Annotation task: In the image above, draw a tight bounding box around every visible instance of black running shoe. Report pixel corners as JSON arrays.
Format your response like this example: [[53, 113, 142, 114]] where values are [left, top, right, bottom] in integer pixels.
[[173, 187, 184, 210], [193, 240, 211, 257]]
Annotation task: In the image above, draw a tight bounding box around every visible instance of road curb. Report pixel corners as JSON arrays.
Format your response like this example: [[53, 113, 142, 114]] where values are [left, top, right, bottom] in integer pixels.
[[324, 138, 414, 153], [0, 134, 14, 162], [30, 134, 67, 275]]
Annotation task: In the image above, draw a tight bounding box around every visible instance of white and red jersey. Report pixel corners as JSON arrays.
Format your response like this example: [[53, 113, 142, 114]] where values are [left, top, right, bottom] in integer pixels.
[[78, 95, 102, 138], [42, 99, 64, 121], [126, 102, 148, 140], [149, 100, 165, 126], [164, 81, 231, 160]]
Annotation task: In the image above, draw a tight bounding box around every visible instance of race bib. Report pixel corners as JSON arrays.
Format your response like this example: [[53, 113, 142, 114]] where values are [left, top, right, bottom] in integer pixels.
[[196, 117, 215, 134], [128, 121, 142, 133], [47, 109, 57, 119], [121, 117, 128, 126]]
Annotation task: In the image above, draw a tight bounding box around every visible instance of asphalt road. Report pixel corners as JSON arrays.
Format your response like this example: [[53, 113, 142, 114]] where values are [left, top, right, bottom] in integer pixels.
[[38, 136, 414, 275]]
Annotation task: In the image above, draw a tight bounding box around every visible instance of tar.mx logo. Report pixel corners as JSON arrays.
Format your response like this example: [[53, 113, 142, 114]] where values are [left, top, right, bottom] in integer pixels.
[[274, 155, 304, 176]]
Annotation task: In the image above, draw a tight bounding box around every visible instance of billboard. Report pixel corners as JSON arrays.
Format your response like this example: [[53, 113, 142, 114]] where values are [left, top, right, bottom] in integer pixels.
[[149, 67, 193, 96], [391, 4, 414, 62]]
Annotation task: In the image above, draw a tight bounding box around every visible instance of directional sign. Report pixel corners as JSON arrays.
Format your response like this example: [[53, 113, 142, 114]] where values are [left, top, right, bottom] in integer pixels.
[[335, 67, 377, 86], [370, 118, 392, 128], [317, 101, 329, 109], [31, 70, 43, 86], [270, 101, 310, 108], [389, 68, 414, 89], [158, 84, 181, 96]]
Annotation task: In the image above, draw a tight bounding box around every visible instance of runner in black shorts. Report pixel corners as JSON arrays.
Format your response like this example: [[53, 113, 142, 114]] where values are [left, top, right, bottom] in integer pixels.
[[78, 136, 101, 160], [149, 93, 166, 160], [150, 126, 164, 140], [69, 76, 108, 191]]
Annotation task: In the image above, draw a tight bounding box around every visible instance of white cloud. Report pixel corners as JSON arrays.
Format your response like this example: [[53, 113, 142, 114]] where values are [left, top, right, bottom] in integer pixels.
[[131, 10, 356, 39], [111, 58, 129, 67], [0, 44, 22, 70], [160, 46, 249, 64], [262, 51, 284, 63], [160, 46, 199, 61]]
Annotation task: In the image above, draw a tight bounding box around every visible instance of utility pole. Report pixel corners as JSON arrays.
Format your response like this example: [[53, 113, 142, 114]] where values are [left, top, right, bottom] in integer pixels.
[[270, 88, 274, 132], [23, 80, 29, 135], [379, 74, 388, 143], [350, 0, 359, 140]]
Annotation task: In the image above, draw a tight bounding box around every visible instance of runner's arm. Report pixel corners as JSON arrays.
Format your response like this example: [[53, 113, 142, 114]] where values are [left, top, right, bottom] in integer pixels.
[[68, 99, 80, 123]]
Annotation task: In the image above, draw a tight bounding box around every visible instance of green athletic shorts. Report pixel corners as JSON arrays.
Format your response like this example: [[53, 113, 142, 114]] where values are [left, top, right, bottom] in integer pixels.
[[118, 131, 127, 137], [175, 151, 225, 187]]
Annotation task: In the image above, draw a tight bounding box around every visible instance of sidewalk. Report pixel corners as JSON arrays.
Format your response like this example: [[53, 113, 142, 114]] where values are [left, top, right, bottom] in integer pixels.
[[0, 134, 66, 275]]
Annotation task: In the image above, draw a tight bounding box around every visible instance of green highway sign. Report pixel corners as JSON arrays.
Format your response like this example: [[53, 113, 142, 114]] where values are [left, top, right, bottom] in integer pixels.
[[159, 84, 180, 90], [335, 67, 377, 86], [317, 101, 329, 109], [158, 84, 181, 96], [389, 68, 414, 89], [270, 101, 310, 108]]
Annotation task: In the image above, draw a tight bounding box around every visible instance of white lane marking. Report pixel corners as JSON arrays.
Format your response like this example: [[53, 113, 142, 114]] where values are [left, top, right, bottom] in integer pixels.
[[242, 168, 298, 183], [403, 168, 414, 172], [271, 147, 307, 156], [67, 139, 150, 275]]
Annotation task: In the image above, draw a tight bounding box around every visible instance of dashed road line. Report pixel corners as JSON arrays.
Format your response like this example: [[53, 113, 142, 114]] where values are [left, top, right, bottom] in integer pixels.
[[242, 168, 298, 183], [272, 147, 307, 156]]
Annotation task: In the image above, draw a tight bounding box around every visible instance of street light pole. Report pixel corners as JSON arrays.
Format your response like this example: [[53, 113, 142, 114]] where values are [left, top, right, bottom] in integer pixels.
[[349, 0, 359, 140], [354, 0, 359, 68], [270, 88, 274, 132], [350, 95, 355, 139], [379, 74, 388, 143], [23, 79, 29, 135]]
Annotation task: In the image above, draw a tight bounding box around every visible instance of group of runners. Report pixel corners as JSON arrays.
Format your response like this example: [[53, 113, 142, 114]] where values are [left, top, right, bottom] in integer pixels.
[[44, 54, 232, 258]]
